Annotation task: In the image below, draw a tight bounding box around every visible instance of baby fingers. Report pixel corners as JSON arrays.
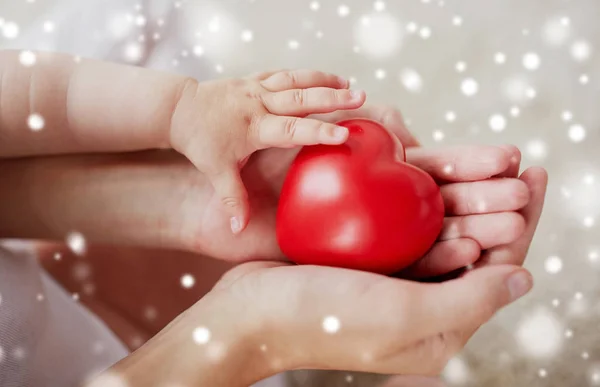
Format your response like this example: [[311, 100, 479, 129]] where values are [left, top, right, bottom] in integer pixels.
[[251, 115, 351, 149], [260, 69, 349, 91], [261, 87, 366, 116]]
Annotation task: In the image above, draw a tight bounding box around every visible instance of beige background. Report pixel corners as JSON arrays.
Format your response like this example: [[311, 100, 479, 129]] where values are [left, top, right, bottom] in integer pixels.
[[1, 0, 599, 386]]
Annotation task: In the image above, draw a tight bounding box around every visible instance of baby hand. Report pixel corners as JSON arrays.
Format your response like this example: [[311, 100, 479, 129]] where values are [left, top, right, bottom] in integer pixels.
[[169, 70, 365, 234]]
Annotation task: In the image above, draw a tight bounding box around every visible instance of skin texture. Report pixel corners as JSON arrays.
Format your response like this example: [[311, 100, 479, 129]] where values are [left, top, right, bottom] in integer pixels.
[[0, 48, 548, 386]]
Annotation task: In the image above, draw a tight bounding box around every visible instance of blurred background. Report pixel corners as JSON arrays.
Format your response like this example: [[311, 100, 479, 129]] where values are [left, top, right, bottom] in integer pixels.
[[1, 0, 599, 386]]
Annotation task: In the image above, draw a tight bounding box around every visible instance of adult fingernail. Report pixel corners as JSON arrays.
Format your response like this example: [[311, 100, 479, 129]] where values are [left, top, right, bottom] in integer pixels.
[[230, 217, 242, 234], [338, 76, 349, 88], [331, 126, 348, 141], [507, 271, 533, 302], [350, 89, 364, 102]]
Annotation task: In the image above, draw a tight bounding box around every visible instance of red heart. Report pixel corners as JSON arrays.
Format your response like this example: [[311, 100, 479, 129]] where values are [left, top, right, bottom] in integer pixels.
[[276, 118, 444, 274]]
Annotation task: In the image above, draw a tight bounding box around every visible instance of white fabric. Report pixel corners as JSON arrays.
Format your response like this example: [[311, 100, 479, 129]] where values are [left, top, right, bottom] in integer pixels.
[[0, 0, 286, 385], [0, 241, 129, 387]]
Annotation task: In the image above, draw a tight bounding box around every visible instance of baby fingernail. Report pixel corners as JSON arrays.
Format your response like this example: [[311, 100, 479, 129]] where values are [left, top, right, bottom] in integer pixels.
[[338, 76, 349, 88], [332, 126, 348, 141], [230, 217, 242, 234], [350, 89, 364, 101], [507, 271, 533, 302]]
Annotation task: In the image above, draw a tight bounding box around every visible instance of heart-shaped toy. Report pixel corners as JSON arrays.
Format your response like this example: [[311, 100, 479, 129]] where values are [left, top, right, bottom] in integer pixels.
[[276, 118, 444, 274]]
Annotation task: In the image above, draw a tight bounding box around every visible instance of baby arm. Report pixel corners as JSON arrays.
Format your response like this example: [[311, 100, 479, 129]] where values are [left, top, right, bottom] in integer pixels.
[[0, 50, 188, 157]]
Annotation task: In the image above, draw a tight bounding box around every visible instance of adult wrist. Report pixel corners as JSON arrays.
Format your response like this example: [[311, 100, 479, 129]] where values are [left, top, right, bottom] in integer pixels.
[[106, 290, 277, 387]]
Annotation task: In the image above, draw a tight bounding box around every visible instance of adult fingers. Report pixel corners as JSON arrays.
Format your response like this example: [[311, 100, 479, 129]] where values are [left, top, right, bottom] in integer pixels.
[[440, 213, 526, 249], [311, 104, 421, 148], [477, 167, 549, 266], [260, 69, 349, 91], [441, 178, 530, 216], [406, 146, 511, 183], [247, 69, 290, 81], [400, 239, 480, 279], [494, 145, 522, 178]]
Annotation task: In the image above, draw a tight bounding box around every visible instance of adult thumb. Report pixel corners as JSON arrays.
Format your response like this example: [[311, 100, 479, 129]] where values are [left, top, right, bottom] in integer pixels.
[[416, 265, 533, 337]]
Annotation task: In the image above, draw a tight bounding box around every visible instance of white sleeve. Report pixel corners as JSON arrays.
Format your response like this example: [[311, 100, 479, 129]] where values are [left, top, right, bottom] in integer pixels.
[[2, 0, 146, 61], [1, 0, 214, 80]]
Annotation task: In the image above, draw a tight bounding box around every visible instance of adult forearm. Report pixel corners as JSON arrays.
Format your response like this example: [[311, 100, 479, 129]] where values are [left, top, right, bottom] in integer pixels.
[[0, 50, 192, 158], [0, 151, 208, 249], [93, 291, 271, 387]]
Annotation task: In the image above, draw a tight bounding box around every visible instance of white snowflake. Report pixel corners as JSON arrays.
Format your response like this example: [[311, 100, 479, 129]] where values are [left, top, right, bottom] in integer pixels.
[[193, 326, 211, 345], [544, 256, 563, 274], [460, 78, 479, 96], [568, 124, 586, 143], [494, 52, 507, 64], [181, 274, 195, 289], [337, 5, 350, 17], [399, 68, 422, 92], [66, 231, 87, 256], [19, 51, 37, 67], [240, 30, 253, 42], [489, 114, 507, 132], [43, 21, 55, 33], [516, 308, 564, 358], [27, 114, 45, 131], [443, 357, 470, 384], [571, 40, 592, 62], [522, 52, 541, 71], [354, 12, 403, 59], [322, 316, 341, 334], [2, 21, 19, 39]]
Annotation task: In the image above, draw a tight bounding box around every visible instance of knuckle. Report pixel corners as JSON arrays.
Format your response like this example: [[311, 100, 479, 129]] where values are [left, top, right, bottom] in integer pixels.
[[292, 89, 305, 106], [247, 112, 265, 147], [283, 117, 299, 139], [465, 183, 476, 214], [444, 157, 459, 180], [503, 144, 522, 161], [221, 195, 241, 208], [508, 213, 527, 240], [315, 121, 329, 136], [456, 215, 469, 236], [284, 71, 299, 87], [229, 78, 246, 89], [511, 180, 531, 207], [332, 89, 346, 104]]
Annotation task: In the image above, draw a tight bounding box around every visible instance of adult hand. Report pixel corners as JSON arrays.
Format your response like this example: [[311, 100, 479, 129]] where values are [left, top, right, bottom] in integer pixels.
[[94, 258, 533, 387]]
